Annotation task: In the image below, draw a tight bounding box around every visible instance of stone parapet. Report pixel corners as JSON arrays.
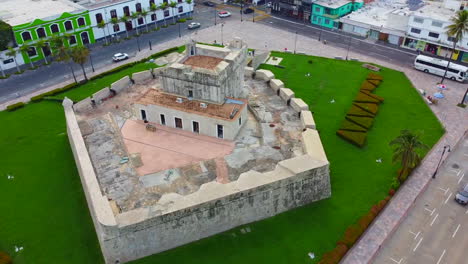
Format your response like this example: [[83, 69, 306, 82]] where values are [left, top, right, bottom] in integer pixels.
[[300, 110, 316, 129], [244, 66, 254, 78], [111, 76, 132, 93], [73, 97, 93, 113], [269, 79, 284, 91], [290, 98, 309, 113], [255, 69, 275, 81], [92, 87, 111, 103], [132, 70, 153, 84], [279, 88, 294, 102], [301, 128, 328, 162]]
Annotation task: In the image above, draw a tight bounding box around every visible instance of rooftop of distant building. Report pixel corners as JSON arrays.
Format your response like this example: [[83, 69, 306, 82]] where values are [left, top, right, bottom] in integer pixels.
[[137, 89, 247, 121], [0, 0, 84, 26], [413, 0, 463, 21], [74, 0, 134, 9], [314, 0, 363, 9]]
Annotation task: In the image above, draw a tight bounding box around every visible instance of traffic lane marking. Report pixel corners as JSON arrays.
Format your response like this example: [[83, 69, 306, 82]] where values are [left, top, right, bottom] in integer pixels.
[[413, 237, 423, 252], [430, 213, 439, 226], [444, 192, 453, 204], [436, 249, 446, 264], [452, 224, 461, 238]]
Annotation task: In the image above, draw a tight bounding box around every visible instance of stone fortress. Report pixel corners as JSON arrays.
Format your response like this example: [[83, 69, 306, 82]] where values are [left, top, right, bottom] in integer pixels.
[[63, 38, 331, 264]]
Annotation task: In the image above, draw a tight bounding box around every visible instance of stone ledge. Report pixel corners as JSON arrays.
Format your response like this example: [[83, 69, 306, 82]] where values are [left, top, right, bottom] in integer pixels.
[[255, 69, 275, 81], [244, 66, 254, 78], [300, 110, 315, 129], [290, 98, 309, 113], [269, 79, 284, 91], [301, 128, 328, 162], [92, 87, 111, 103], [132, 70, 153, 84], [73, 97, 92, 113], [279, 88, 294, 102], [111, 76, 132, 93]]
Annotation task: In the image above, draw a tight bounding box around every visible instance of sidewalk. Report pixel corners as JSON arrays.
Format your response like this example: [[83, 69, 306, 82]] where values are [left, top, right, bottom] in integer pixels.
[[1, 21, 467, 264]]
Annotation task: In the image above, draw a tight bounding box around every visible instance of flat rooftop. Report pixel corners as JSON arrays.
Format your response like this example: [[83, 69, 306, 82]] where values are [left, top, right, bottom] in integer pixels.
[[183, 55, 224, 70], [314, 0, 360, 9], [340, 0, 409, 29], [0, 0, 83, 26], [76, 0, 134, 9], [413, 1, 460, 21], [137, 89, 247, 121]]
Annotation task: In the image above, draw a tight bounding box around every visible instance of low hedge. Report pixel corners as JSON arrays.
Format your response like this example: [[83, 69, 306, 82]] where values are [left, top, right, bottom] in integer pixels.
[[354, 92, 381, 104], [361, 90, 384, 103], [353, 102, 379, 115], [347, 105, 374, 117], [368, 79, 381, 87], [318, 244, 348, 264], [336, 130, 367, 147], [346, 115, 374, 129], [6, 102, 25, 111], [177, 18, 187, 23], [360, 80, 377, 91], [367, 72, 383, 81], [340, 119, 367, 132]]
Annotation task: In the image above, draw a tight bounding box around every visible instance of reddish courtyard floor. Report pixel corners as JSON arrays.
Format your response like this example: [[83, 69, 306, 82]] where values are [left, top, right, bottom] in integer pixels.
[[121, 120, 235, 175]]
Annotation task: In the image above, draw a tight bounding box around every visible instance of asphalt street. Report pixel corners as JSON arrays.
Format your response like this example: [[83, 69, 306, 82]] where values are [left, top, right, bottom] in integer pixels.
[[372, 133, 468, 264]]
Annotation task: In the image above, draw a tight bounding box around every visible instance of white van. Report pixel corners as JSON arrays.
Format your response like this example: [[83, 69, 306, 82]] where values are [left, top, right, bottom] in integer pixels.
[[414, 55, 468, 82]]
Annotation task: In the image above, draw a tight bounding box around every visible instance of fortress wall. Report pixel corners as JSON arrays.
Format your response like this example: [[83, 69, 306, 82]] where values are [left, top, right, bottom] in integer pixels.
[[100, 155, 330, 263]]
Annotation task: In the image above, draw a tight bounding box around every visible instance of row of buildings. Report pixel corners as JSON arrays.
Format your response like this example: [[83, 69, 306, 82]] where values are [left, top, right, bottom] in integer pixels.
[[0, 0, 193, 70], [271, 0, 468, 63]]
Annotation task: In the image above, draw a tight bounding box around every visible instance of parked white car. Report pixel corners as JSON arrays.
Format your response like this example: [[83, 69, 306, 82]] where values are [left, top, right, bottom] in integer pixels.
[[112, 53, 128, 62], [218, 11, 231, 18]]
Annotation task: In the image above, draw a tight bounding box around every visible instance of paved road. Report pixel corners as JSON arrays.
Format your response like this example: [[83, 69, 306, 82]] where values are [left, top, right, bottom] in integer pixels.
[[0, 5, 221, 103], [372, 133, 468, 264]]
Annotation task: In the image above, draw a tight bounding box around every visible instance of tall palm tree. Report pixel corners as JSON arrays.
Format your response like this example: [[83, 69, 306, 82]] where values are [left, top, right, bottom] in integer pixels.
[[119, 16, 130, 38], [55, 45, 77, 83], [70, 46, 90, 81], [185, 0, 193, 18], [19, 43, 35, 68], [160, 2, 169, 27], [5, 47, 20, 73], [446, 10, 468, 104], [169, 1, 178, 24], [150, 3, 159, 29], [140, 8, 149, 32], [110, 17, 120, 41], [131, 11, 141, 34], [390, 130, 428, 182], [97, 20, 109, 45], [35, 39, 49, 64]]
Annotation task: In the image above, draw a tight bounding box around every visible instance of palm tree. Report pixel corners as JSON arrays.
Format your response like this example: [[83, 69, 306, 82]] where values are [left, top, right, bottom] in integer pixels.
[[446, 10, 468, 104], [160, 2, 169, 27], [55, 46, 77, 83], [70, 46, 90, 81], [120, 16, 131, 38], [110, 17, 120, 41], [5, 47, 20, 73], [169, 1, 178, 24], [35, 39, 49, 64], [131, 11, 141, 34], [390, 130, 428, 182], [185, 0, 193, 18], [140, 8, 149, 32], [97, 20, 109, 45], [19, 43, 35, 69], [150, 3, 159, 29]]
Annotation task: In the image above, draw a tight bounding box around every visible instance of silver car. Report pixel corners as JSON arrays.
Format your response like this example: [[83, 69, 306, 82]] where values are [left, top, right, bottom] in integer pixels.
[[112, 53, 128, 62], [454, 184, 468, 205], [188, 22, 201, 29]]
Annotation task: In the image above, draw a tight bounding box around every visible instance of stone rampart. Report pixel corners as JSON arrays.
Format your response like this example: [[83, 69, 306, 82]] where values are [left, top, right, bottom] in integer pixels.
[[290, 98, 309, 114], [111, 76, 132, 93], [269, 79, 284, 91], [255, 69, 275, 81], [132, 70, 153, 84], [300, 110, 316, 129], [92, 88, 111, 103], [279, 88, 294, 102], [73, 97, 93, 113], [251, 51, 270, 69]]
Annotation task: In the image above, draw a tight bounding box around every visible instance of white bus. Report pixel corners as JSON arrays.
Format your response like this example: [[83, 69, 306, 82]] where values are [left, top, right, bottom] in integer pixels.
[[414, 55, 468, 82]]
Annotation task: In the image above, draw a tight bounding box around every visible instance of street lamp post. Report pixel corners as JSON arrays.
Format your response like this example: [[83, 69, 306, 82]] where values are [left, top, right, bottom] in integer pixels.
[[136, 35, 141, 52], [221, 23, 224, 45], [345, 35, 352, 60], [178, 22, 181, 38], [294, 31, 298, 54], [240, 2, 243, 22], [149, 40, 152, 50], [318, 28, 322, 41], [87, 44, 95, 72], [432, 145, 451, 179], [214, 7, 217, 25], [253, 9, 255, 22]]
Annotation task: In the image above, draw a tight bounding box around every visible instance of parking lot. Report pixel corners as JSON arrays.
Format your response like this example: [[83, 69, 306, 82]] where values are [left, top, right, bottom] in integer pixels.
[[373, 132, 468, 264]]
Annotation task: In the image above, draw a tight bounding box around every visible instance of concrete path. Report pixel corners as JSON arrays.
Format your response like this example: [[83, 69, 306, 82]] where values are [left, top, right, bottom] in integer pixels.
[[1, 16, 467, 263]]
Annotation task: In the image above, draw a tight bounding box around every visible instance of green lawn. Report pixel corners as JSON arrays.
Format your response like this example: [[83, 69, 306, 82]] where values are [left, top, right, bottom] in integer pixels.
[[0, 52, 443, 264]]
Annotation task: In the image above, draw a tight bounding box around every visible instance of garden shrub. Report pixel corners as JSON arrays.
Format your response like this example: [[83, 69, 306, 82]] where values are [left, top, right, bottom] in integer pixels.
[[0, 251, 12, 264], [336, 130, 367, 147], [361, 90, 384, 103], [358, 211, 376, 230], [360, 80, 377, 91], [340, 119, 367, 132], [367, 72, 383, 81], [6, 102, 25, 111], [347, 105, 374, 117], [177, 18, 187, 23], [30, 94, 46, 102], [346, 115, 374, 129], [353, 102, 379, 115], [354, 92, 380, 104]]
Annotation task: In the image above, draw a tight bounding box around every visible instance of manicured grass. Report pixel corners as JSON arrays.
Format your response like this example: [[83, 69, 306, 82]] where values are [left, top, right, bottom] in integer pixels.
[[0, 52, 443, 264]]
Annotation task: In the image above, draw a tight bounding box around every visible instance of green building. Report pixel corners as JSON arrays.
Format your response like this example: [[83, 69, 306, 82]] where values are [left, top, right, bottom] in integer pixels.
[[311, 0, 364, 29], [1, 0, 95, 69]]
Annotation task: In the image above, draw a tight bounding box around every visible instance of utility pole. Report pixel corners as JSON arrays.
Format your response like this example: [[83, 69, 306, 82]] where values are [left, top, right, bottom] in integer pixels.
[[149, 40, 152, 50], [432, 145, 451, 178], [214, 6, 217, 25], [178, 22, 181, 37], [346, 35, 352, 60], [221, 23, 224, 45], [136, 35, 141, 52], [87, 44, 95, 72], [294, 31, 298, 54]]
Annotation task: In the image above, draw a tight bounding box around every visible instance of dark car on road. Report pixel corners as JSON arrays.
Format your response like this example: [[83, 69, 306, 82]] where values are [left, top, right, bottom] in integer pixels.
[[455, 184, 468, 205], [243, 8, 254, 14], [203, 1, 216, 7]]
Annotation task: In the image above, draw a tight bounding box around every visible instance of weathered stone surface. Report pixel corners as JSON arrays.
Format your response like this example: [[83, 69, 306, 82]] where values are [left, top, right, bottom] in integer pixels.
[[300, 110, 315, 129], [269, 79, 284, 91], [290, 98, 309, 113], [111, 76, 132, 93], [251, 51, 270, 69], [301, 129, 327, 162], [132, 70, 153, 84], [244, 66, 254, 78], [73, 97, 93, 113], [279, 88, 294, 102], [92, 88, 111, 103], [255, 69, 275, 81]]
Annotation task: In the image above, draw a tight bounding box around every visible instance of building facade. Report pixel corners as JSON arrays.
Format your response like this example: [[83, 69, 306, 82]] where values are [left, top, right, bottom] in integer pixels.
[[311, 0, 363, 28]]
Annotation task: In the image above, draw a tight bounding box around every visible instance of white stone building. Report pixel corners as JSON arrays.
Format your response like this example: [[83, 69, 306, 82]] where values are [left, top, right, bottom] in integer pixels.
[[77, 0, 194, 40], [135, 39, 249, 140]]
